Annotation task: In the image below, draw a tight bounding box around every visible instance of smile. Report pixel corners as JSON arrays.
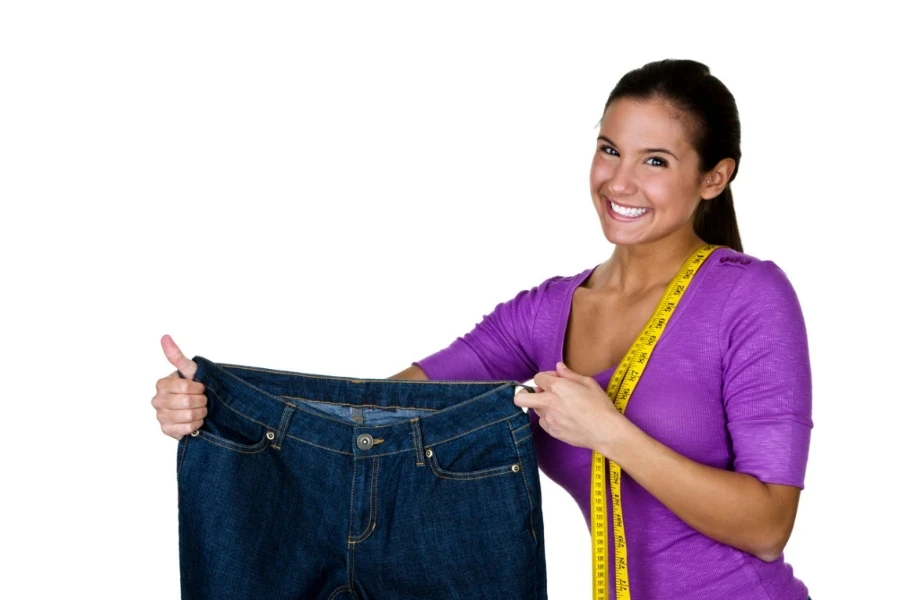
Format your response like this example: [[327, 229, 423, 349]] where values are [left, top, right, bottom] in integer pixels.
[[606, 197, 650, 220]]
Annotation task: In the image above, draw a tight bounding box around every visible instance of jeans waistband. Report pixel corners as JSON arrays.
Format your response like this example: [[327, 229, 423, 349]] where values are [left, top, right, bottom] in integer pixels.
[[190, 355, 530, 459]]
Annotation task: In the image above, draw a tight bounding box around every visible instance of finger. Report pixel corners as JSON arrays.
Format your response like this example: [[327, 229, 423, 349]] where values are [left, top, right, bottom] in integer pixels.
[[160, 407, 209, 425], [168, 375, 206, 396], [152, 390, 207, 411], [556, 361, 595, 386], [156, 371, 205, 396], [514, 390, 546, 410], [163, 406, 208, 425], [161, 334, 197, 380], [163, 420, 204, 440], [533, 371, 561, 389]]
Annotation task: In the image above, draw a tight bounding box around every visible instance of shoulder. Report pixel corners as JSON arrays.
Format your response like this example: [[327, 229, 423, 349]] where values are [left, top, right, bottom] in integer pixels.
[[706, 246, 788, 278], [503, 266, 594, 308], [704, 247, 799, 300], [708, 248, 805, 337]]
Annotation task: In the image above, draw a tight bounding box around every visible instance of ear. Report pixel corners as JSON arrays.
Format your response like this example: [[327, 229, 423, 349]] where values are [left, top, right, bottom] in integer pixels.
[[700, 158, 736, 200]]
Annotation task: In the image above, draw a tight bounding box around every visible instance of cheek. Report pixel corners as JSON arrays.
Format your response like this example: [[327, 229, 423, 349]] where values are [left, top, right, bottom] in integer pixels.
[[589, 156, 613, 188], [644, 177, 699, 214]]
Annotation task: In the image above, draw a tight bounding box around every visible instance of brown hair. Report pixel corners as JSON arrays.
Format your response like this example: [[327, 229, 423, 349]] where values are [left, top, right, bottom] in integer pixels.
[[605, 59, 743, 251]]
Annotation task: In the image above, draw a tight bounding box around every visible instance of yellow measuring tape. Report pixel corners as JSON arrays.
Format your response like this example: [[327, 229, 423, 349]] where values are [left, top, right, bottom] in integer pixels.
[[591, 244, 721, 600]]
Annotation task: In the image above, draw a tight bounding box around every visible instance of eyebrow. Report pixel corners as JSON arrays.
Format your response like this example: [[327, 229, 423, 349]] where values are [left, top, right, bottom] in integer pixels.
[[597, 135, 679, 160]]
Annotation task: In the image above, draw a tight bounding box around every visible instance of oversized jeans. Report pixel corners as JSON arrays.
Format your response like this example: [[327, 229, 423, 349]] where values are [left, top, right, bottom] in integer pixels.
[[176, 356, 547, 599]]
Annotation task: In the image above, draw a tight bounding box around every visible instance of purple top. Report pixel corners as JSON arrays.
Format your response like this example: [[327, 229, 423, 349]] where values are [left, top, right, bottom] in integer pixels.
[[414, 247, 812, 600]]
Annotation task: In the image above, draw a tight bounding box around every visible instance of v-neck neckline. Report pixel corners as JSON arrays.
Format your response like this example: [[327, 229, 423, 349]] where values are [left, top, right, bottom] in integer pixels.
[[556, 264, 616, 381], [555, 248, 723, 381]]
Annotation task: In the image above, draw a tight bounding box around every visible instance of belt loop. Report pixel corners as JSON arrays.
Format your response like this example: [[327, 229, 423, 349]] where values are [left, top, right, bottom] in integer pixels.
[[410, 417, 425, 467], [272, 404, 296, 451]]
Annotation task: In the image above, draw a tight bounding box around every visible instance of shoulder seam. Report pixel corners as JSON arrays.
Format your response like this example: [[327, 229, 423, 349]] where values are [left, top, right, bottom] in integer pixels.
[[716, 260, 758, 360], [530, 274, 571, 360]]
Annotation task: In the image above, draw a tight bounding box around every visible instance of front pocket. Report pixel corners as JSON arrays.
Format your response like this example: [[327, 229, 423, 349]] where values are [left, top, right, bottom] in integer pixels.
[[191, 385, 274, 454], [191, 428, 271, 454], [424, 418, 523, 481], [426, 448, 520, 480]]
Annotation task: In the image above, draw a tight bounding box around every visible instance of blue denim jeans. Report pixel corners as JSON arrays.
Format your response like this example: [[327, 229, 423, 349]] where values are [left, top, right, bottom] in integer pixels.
[[176, 356, 547, 599]]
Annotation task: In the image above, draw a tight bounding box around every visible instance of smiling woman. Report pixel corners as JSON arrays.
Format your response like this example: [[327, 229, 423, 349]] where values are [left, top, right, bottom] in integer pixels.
[[592, 61, 742, 253], [152, 59, 813, 600], [408, 60, 813, 600]]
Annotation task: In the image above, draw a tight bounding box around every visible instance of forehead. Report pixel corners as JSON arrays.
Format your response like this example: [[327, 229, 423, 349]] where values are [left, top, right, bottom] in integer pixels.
[[600, 98, 694, 152]]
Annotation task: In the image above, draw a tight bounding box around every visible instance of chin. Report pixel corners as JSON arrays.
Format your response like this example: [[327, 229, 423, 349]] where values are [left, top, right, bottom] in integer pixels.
[[595, 211, 642, 246]]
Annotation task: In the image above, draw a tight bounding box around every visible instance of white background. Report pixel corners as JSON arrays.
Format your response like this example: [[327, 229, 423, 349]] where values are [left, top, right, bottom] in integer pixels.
[[2, 1, 897, 598]]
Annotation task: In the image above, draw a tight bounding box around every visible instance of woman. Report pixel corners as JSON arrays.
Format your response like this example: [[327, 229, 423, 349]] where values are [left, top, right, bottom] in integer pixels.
[[153, 59, 812, 599]]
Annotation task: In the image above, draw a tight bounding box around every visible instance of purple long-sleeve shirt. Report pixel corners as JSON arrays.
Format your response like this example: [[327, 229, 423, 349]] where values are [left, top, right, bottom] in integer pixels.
[[414, 247, 812, 600]]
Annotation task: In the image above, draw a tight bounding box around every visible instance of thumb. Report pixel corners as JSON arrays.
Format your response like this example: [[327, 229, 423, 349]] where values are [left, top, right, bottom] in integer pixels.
[[555, 361, 594, 386], [161, 334, 197, 380]]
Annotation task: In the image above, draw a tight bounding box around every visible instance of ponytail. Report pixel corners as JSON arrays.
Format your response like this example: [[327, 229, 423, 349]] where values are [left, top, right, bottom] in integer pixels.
[[693, 186, 742, 252]]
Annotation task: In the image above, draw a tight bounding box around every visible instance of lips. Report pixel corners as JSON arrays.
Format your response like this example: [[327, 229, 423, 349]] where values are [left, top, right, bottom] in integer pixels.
[[605, 197, 650, 221]]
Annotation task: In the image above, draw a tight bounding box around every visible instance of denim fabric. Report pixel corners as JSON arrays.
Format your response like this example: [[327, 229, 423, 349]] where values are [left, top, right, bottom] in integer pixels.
[[176, 356, 547, 600]]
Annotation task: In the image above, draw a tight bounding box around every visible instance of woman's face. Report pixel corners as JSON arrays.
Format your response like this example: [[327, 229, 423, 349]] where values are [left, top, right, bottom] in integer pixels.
[[590, 97, 707, 248]]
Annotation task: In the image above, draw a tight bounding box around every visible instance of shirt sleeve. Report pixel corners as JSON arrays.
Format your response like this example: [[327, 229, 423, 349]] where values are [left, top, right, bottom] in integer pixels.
[[719, 259, 813, 488], [413, 278, 556, 382]]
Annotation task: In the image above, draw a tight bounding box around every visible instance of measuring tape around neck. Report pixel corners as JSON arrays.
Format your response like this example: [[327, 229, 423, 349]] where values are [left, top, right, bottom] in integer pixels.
[[591, 244, 721, 600]]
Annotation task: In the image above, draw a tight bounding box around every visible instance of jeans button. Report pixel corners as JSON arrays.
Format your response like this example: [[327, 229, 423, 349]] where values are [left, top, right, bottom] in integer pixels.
[[356, 433, 374, 450]]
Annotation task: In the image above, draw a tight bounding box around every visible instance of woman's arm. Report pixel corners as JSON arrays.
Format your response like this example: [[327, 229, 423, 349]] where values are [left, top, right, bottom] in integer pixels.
[[520, 259, 812, 562], [388, 364, 430, 380], [608, 260, 808, 561], [602, 421, 800, 562]]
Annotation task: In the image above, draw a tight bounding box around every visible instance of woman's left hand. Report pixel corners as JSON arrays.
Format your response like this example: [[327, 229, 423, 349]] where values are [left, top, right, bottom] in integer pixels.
[[513, 361, 629, 453]]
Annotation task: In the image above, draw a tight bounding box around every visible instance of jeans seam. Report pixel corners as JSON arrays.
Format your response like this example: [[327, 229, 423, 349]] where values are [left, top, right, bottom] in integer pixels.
[[425, 412, 522, 449], [215, 361, 518, 386], [347, 459, 357, 588], [283, 397, 441, 413], [327, 586, 356, 600], [411, 418, 425, 467], [512, 421, 532, 435], [282, 434, 353, 456], [177, 437, 189, 476], [509, 421, 537, 543], [195, 431, 269, 454], [272, 405, 295, 451], [349, 457, 379, 544]]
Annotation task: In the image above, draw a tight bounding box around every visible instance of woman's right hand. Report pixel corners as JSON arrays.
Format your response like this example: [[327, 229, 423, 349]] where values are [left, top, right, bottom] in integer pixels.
[[152, 334, 207, 440]]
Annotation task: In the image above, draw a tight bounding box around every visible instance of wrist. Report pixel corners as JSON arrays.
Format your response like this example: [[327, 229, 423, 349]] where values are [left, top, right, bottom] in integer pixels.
[[595, 414, 637, 459]]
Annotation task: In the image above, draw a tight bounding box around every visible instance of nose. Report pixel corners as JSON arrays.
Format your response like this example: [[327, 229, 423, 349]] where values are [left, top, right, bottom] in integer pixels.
[[607, 163, 636, 197]]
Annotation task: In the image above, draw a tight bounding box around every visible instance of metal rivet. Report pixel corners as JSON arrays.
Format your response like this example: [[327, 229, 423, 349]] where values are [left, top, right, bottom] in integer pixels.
[[511, 464, 520, 473], [357, 433, 374, 450], [425, 448, 433, 458], [265, 431, 276, 441], [190, 430, 200, 437]]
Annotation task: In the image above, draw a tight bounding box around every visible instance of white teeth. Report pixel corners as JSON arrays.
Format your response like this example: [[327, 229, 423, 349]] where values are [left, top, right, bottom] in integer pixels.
[[610, 199, 649, 217]]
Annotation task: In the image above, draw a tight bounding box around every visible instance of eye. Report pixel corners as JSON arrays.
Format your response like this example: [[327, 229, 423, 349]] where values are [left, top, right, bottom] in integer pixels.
[[598, 144, 618, 156], [646, 156, 668, 167]]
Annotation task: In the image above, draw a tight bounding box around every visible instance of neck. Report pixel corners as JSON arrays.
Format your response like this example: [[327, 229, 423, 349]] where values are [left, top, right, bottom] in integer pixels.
[[597, 230, 707, 296]]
